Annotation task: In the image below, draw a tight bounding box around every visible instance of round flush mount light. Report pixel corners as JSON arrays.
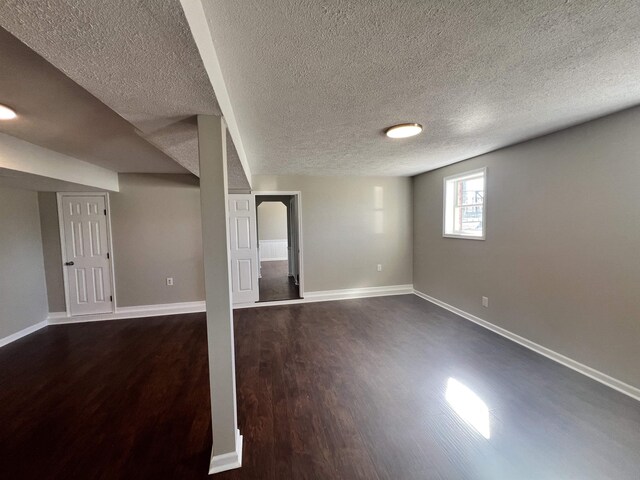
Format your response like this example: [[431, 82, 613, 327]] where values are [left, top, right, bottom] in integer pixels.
[[0, 104, 17, 120], [385, 123, 422, 139]]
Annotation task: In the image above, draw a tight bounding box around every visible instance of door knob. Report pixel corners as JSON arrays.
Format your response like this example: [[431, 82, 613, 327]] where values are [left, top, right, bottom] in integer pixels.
[[65, 261, 75, 266]]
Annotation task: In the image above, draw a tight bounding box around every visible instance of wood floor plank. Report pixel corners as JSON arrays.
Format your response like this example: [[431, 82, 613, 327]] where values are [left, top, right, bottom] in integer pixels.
[[1, 295, 639, 479]]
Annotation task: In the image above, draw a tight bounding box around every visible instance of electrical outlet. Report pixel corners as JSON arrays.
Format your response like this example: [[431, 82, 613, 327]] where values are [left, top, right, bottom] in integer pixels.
[[482, 296, 489, 308], [166, 277, 174, 286], [377, 264, 382, 272]]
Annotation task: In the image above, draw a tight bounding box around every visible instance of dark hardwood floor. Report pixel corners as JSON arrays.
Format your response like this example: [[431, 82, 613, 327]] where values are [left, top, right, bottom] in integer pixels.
[[1, 295, 639, 479], [0, 314, 212, 479], [258, 260, 299, 302]]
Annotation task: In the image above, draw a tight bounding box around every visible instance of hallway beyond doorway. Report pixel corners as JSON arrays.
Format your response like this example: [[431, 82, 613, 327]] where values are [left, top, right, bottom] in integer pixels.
[[258, 260, 299, 302]]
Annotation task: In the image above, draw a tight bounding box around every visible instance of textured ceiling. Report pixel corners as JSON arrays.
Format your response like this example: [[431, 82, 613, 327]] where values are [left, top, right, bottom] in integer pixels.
[[143, 117, 250, 189], [201, 0, 640, 176], [145, 118, 200, 174], [0, 0, 220, 175], [0, 27, 184, 173], [226, 130, 251, 191]]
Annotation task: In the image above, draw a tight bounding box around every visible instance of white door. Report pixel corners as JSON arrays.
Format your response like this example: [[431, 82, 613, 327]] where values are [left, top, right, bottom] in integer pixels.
[[61, 195, 114, 316], [228, 194, 259, 304]]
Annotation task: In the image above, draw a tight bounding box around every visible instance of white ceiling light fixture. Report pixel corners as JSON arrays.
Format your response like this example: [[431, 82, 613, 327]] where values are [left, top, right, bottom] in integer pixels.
[[385, 123, 422, 139], [0, 104, 17, 120]]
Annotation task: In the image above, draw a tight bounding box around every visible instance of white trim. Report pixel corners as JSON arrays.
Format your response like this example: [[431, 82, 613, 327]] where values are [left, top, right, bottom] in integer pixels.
[[413, 289, 640, 402], [305, 284, 414, 302], [105, 193, 118, 310], [57, 194, 70, 317], [234, 284, 414, 309], [209, 429, 243, 474], [253, 191, 305, 297], [46, 312, 68, 322], [47, 301, 206, 325], [258, 239, 288, 261], [294, 193, 304, 294], [0, 320, 47, 348], [443, 166, 487, 240], [442, 234, 486, 241], [57, 192, 117, 317]]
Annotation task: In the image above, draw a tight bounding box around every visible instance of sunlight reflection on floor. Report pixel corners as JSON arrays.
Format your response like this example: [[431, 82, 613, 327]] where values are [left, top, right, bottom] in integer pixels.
[[446, 378, 491, 439]]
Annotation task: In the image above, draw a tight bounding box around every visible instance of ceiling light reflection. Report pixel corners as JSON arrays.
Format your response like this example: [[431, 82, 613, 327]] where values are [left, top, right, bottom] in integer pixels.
[[0, 104, 17, 120]]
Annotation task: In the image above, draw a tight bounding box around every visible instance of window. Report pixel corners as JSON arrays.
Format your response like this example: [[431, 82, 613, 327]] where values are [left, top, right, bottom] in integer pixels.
[[443, 168, 486, 239]]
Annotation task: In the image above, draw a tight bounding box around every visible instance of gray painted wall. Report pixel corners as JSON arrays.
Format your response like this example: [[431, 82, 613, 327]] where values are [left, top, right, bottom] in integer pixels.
[[0, 186, 48, 339], [110, 174, 204, 307], [39, 174, 204, 311], [40, 174, 411, 308], [257, 201, 287, 241], [252, 175, 413, 291], [38, 192, 65, 312], [413, 106, 640, 389]]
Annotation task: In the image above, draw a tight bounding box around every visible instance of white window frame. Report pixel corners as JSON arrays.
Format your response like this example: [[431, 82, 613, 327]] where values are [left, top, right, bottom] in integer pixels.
[[442, 167, 487, 240]]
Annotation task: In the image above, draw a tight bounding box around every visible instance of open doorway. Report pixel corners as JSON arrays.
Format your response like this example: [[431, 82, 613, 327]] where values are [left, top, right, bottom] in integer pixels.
[[255, 194, 302, 302]]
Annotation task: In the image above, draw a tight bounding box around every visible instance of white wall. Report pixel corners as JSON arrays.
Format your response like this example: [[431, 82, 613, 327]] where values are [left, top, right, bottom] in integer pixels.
[[257, 201, 287, 240], [413, 105, 640, 389], [257, 201, 288, 261], [0, 186, 48, 341], [252, 175, 413, 291]]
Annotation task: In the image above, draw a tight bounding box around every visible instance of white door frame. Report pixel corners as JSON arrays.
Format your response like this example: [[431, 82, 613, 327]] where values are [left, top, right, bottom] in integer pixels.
[[57, 192, 117, 317], [253, 191, 304, 298]]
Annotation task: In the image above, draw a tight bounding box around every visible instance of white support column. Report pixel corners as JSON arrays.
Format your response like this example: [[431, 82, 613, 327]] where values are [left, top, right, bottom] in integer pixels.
[[197, 115, 243, 475]]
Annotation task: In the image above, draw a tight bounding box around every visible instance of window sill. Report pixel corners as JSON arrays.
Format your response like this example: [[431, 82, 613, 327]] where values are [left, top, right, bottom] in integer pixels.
[[443, 233, 485, 241]]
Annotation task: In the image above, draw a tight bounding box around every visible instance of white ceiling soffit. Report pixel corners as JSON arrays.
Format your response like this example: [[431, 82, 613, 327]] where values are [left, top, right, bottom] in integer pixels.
[[144, 118, 201, 175], [0, 168, 104, 193], [143, 117, 251, 190], [0, 0, 220, 175], [194, 0, 640, 176], [0, 132, 119, 192], [0, 26, 185, 174]]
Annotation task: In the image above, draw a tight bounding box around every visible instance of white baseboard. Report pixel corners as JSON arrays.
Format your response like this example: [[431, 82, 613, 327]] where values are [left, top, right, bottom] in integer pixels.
[[47, 286, 413, 319], [413, 289, 640, 402], [46, 312, 68, 322], [0, 320, 48, 348], [234, 284, 414, 309], [305, 284, 414, 302], [209, 429, 243, 474], [260, 257, 288, 262], [48, 301, 206, 325]]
